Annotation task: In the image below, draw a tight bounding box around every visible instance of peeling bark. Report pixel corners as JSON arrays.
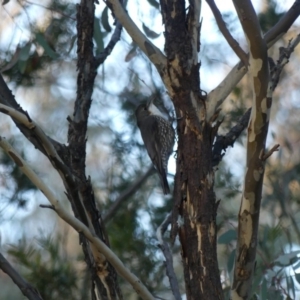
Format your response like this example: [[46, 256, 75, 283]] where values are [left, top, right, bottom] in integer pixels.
[[231, 1, 270, 299], [157, 0, 223, 297], [67, 0, 123, 298]]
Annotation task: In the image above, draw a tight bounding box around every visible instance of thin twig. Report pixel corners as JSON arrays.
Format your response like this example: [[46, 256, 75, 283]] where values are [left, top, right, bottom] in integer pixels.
[[156, 214, 181, 300], [103, 166, 155, 223], [212, 108, 251, 166], [206, 0, 248, 67], [270, 34, 300, 92], [0, 253, 44, 300], [261, 144, 280, 160], [23, 0, 75, 20], [39, 204, 56, 210], [95, 20, 123, 68]]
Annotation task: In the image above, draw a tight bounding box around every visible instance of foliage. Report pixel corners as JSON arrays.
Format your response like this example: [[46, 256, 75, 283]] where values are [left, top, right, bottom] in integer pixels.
[[7, 235, 80, 300], [0, 0, 300, 299]]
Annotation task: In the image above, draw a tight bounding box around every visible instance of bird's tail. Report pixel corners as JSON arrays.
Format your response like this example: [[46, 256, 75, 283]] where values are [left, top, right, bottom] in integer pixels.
[[158, 169, 170, 195]]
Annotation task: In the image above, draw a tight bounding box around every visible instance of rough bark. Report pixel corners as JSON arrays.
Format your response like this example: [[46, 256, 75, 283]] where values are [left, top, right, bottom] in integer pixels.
[[159, 0, 223, 298], [66, 0, 122, 298]]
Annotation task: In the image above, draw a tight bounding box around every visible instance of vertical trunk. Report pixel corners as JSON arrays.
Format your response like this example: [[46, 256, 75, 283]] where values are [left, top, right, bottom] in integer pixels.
[[176, 125, 222, 299], [172, 78, 223, 299], [157, 0, 223, 297], [231, 1, 270, 299], [67, 0, 122, 298]]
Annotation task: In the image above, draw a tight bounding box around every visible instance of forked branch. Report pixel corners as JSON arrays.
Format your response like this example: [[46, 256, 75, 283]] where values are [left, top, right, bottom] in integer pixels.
[[206, 0, 248, 67], [207, 0, 300, 120]]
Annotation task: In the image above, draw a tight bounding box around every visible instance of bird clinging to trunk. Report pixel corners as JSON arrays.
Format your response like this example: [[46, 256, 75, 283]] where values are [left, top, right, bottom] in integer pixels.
[[135, 99, 175, 194]]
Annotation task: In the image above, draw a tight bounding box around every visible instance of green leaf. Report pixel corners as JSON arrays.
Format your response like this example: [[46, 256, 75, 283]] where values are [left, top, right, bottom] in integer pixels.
[[19, 43, 31, 61], [286, 275, 295, 299], [94, 17, 104, 54], [260, 278, 268, 299], [146, 0, 159, 9], [252, 275, 262, 295], [274, 251, 300, 267], [218, 229, 237, 244], [17, 43, 31, 74], [142, 23, 160, 39], [18, 59, 28, 74], [35, 33, 59, 59], [227, 249, 236, 273], [295, 273, 300, 285], [293, 260, 300, 271], [101, 6, 111, 32]]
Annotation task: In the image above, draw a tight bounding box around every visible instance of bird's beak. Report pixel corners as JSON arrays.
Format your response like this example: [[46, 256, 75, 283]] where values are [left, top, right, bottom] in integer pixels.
[[147, 98, 154, 109]]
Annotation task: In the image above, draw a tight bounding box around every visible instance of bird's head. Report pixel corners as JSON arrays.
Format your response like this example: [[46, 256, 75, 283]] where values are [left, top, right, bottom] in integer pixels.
[[135, 98, 166, 121], [135, 102, 151, 121]]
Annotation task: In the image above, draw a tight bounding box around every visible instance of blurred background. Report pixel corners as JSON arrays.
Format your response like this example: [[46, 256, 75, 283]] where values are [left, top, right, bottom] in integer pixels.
[[1, 0, 300, 299]]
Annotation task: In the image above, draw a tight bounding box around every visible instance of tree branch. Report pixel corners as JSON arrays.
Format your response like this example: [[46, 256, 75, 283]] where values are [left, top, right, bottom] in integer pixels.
[[103, 166, 155, 223], [207, 0, 300, 120], [212, 108, 251, 167], [67, 0, 122, 297], [270, 34, 300, 91], [260, 144, 280, 160], [264, 0, 300, 47], [231, 1, 269, 299], [95, 19, 123, 68], [156, 214, 181, 300], [187, 0, 202, 66], [0, 252, 43, 300], [104, 0, 166, 70], [212, 34, 300, 167], [0, 103, 79, 186], [0, 136, 155, 300], [206, 0, 248, 67], [0, 74, 64, 157]]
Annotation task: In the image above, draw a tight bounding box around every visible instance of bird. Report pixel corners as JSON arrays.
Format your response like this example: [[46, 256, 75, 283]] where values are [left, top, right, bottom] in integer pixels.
[[135, 98, 175, 194]]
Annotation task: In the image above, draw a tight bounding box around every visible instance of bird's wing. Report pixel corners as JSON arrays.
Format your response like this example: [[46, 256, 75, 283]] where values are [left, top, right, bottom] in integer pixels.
[[139, 117, 164, 172], [139, 116, 170, 194]]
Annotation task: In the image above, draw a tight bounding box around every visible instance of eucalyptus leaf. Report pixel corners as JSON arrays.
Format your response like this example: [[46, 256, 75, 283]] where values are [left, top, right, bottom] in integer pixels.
[[227, 249, 236, 273], [35, 33, 59, 59], [142, 23, 160, 39], [274, 251, 300, 267], [260, 278, 268, 300], [94, 17, 104, 53], [101, 6, 112, 32], [146, 0, 159, 9], [218, 229, 237, 244], [19, 43, 32, 61]]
